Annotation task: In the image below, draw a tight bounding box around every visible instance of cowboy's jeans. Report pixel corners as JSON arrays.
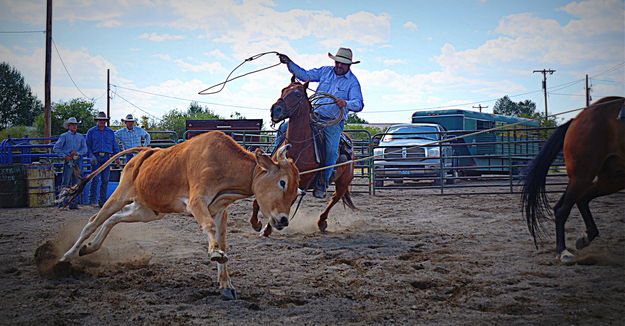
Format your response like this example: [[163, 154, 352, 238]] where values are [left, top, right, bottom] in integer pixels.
[[273, 122, 288, 149], [322, 120, 344, 189], [62, 159, 82, 208], [89, 155, 111, 206]]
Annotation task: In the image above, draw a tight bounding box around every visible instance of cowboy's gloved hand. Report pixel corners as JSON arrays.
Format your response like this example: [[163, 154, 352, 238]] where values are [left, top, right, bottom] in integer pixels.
[[90, 156, 97, 166], [64, 155, 72, 161], [277, 53, 290, 64], [336, 98, 347, 108]]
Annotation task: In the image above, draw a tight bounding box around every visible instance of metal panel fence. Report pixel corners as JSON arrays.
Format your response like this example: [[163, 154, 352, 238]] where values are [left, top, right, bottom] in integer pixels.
[[1, 126, 570, 197]]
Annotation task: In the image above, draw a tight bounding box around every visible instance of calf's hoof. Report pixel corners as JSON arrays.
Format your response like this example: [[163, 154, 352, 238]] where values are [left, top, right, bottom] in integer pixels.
[[260, 224, 272, 237], [557, 249, 576, 265], [210, 251, 228, 264], [221, 288, 237, 300], [317, 219, 327, 233], [251, 221, 262, 232]]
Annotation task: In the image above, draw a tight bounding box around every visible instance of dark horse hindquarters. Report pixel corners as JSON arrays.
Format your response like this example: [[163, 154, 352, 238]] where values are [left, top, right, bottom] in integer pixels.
[[521, 96, 625, 263]]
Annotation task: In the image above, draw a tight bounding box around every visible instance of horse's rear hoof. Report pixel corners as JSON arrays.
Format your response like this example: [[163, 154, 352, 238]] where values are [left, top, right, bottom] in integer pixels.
[[318, 220, 327, 232], [557, 249, 576, 265], [575, 236, 590, 250], [222, 288, 237, 300]]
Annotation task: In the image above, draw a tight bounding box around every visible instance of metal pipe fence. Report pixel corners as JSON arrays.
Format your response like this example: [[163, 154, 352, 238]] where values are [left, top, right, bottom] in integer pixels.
[[1, 126, 570, 197]]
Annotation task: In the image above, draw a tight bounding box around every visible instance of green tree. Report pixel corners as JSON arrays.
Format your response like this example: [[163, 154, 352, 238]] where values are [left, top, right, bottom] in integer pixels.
[[0, 62, 43, 130], [35, 98, 97, 135], [493, 96, 556, 127], [158, 102, 223, 137], [346, 112, 367, 124], [230, 111, 246, 119]]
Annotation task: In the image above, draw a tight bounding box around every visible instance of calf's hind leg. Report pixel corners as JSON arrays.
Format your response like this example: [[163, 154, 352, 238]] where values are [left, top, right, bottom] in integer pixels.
[[79, 201, 161, 256], [60, 193, 131, 262]]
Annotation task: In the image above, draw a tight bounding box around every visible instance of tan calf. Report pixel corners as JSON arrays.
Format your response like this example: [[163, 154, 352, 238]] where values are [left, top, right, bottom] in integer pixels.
[[59, 131, 301, 300]]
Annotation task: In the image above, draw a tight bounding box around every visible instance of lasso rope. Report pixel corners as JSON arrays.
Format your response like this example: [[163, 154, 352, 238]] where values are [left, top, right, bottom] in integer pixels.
[[198, 51, 281, 95]]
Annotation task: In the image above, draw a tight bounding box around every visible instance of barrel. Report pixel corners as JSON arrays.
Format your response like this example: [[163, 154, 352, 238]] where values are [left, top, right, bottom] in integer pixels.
[[24, 164, 55, 207], [0, 165, 27, 208]]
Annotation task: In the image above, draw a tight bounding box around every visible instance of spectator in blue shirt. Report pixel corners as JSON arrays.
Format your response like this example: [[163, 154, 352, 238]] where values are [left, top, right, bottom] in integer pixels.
[[86, 111, 120, 207], [52, 117, 88, 209], [115, 113, 151, 163], [277, 47, 364, 198]]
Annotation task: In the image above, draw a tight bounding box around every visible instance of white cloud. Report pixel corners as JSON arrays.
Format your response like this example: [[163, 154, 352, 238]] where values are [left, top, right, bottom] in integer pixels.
[[139, 32, 186, 42], [174, 59, 225, 74], [152, 54, 172, 60], [403, 21, 418, 31], [378, 58, 407, 66]]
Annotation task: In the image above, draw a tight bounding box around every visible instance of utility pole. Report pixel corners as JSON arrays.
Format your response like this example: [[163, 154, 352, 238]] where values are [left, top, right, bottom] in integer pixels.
[[533, 68, 555, 117], [107, 69, 110, 126], [44, 0, 52, 138], [472, 104, 488, 113], [585, 74, 591, 107]]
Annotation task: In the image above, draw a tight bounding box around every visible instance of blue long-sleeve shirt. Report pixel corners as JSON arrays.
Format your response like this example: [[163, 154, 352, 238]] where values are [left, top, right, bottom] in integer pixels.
[[52, 131, 88, 158], [86, 126, 120, 156], [287, 61, 364, 120], [115, 126, 151, 150]]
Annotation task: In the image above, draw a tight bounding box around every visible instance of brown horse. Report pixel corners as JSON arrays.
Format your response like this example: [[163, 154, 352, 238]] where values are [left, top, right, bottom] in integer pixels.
[[249, 77, 357, 235], [522, 96, 625, 263]]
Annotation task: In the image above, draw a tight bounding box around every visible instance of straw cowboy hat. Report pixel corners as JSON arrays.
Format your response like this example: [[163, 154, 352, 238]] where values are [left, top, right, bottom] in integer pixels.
[[121, 114, 138, 123], [328, 47, 360, 65], [63, 117, 80, 129], [94, 111, 109, 120]]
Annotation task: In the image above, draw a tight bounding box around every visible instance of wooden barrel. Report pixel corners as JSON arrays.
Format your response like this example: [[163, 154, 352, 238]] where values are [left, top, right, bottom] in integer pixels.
[[0, 165, 27, 208], [24, 164, 55, 207]]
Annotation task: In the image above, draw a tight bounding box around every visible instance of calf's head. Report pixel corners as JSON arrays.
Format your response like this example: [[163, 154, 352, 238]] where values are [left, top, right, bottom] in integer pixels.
[[252, 145, 301, 230]]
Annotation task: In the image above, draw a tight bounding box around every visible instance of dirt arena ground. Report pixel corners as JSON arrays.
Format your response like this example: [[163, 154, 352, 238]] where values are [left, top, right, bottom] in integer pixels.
[[0, 189, 623, 325]]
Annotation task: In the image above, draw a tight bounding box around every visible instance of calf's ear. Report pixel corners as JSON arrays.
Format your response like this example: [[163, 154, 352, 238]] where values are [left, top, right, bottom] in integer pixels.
[[254, 148, 277, 172]]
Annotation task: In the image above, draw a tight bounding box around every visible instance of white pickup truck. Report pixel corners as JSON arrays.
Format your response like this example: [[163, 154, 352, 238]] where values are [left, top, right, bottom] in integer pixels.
[[373, 123, 458, 187]]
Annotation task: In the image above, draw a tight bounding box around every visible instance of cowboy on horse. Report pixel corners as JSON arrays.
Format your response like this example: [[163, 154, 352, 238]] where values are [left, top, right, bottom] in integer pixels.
[[275, 47, 364, 198]]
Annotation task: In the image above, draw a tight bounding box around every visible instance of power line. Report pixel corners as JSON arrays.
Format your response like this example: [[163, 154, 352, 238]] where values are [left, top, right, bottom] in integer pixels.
[[112, 84, 268, 111], [112, 90, 162, 121], [0, 30, 45, 34], [51, 37, 90, 99]]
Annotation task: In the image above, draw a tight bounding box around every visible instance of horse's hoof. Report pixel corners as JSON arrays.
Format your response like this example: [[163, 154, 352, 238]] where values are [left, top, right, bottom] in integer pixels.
[[557, 249, 576, 264], [222, 288, 237, 300], [575, 236, 590, 250], [210, 251, 228, 264], [318, 220, 327, 233]]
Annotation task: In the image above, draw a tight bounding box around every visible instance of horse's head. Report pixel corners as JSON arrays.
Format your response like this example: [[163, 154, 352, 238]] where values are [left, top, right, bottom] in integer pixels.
[[270, 76, 310, 123]]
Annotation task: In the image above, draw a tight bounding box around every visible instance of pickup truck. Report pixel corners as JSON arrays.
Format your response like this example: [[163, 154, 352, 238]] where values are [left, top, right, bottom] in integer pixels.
[[373, 123, 457, 186]]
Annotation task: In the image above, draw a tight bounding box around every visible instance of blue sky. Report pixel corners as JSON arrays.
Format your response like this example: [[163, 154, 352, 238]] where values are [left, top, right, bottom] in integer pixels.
[[1, 0, 623, 126]]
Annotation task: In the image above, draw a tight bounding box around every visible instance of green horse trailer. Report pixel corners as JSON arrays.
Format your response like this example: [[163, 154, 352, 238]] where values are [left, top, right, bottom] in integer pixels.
[[411, 109, 540, 176]]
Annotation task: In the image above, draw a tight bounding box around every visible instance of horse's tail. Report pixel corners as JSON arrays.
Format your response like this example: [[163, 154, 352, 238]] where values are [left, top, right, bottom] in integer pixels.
[[341, 188, 357, 210], [521, 120, 572, 246]]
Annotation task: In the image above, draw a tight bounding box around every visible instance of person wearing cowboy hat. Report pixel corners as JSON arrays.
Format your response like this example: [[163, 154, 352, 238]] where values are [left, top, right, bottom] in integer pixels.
[[115, 113, 151, 162], [86, 111, 120, 208], [276, 47, 364, 198], [53, 117, 88, 209]]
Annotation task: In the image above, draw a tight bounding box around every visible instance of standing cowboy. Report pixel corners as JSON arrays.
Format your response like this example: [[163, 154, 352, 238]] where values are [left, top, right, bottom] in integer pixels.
[[86, 111, 120, 207], [53, 117, 88, 209], [277, 47, 364, 198], [114, 113, 151, 162]]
